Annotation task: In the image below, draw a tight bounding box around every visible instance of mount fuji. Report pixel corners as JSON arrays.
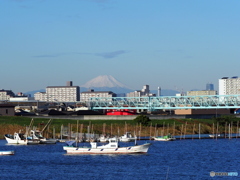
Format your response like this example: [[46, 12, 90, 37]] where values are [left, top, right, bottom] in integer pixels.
[[24, 75, 179, 97], [81, 75, 133, 94], [80, 75, 180, 96]]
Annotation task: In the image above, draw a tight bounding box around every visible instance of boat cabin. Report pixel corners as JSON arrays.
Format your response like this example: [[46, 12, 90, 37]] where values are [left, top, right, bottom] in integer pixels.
[[91, 138, 119, 149], [122, 132, 133, 138]]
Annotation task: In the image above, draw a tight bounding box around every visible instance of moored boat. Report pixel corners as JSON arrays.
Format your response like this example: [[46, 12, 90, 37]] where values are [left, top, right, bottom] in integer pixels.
[[31, 130, 57, 144], [4, 132, 40, 145], [209, 134, 223, 138], [24, 119, 57, 144], [63, 137, 151, 154], [154, 134, 176, 141], [4, 133, 28, 145], [119, 132, 137, 142], [0, 150, 14, 155], [98, 135, 109, 142]]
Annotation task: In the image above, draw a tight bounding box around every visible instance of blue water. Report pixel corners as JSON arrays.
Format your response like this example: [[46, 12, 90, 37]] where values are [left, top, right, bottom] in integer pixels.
[[0, 138, 239, 180]]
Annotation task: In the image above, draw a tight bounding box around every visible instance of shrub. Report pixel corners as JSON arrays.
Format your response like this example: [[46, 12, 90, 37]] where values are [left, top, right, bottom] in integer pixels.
[[133, 115, 151, 126], [213, 115, 239, 126]]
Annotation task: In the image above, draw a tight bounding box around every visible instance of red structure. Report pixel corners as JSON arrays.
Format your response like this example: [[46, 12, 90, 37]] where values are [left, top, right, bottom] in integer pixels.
[[106, 109, 136, 115]]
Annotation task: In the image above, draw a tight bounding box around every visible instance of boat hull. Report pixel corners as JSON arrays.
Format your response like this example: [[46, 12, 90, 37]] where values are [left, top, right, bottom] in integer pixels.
[[209, 134, 223, 138], [40, 139, 57, 144], [64, 143, 151, 154], [27, 140, 40, 145], [4, 135, 28, 145], [0, 151, 14, 155], [154, 137, 175, 141]]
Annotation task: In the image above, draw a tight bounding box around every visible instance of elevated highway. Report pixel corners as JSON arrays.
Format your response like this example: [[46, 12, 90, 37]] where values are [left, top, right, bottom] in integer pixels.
[[89, 95, 240, 111]]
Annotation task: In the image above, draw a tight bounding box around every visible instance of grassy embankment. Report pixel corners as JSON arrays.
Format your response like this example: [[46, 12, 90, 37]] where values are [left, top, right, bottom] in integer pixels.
[[0, 116, 239, 139]]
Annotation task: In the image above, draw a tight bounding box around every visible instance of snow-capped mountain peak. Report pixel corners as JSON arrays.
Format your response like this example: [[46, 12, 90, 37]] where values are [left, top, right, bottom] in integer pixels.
[[81, 75, 130, 89]]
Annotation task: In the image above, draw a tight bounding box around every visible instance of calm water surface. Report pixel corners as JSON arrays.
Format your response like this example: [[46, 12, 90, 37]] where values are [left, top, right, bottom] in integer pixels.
[[0, 138, 239, 180]]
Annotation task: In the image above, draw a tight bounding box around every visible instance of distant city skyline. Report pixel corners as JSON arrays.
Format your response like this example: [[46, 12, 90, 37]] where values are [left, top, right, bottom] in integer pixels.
[[2, 74, 216, 93], [1, 0, 240, 93]]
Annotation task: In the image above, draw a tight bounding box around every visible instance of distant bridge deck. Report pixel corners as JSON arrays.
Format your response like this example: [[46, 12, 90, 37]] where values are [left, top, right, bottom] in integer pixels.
[[89, 95, 240, 110]]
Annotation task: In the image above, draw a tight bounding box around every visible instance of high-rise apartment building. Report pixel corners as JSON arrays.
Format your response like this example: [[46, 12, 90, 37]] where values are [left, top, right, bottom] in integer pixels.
[[219, 76, 240, 95], [34, 81, 80, 102]]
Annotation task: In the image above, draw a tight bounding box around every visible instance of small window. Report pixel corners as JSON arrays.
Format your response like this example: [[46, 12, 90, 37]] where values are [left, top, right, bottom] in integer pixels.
[[6, 109, 8, 114]]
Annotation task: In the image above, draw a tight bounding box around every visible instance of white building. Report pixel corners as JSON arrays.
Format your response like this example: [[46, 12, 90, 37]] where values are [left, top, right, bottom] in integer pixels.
[[9, 96, 34, 102], [34, 92, 47, 101], [0, 89, 15, 101], [80, 89, 116, 102], [34, 81, 80, 102], [219, 76, 240, 95]]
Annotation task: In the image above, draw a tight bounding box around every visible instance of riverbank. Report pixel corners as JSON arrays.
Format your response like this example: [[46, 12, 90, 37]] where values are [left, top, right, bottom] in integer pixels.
[[0, 115, 239, 139]]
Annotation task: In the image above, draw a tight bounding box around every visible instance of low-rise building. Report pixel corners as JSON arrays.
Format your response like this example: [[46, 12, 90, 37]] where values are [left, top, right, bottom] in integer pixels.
[[0, 104, 15, 116], [9, 96, 34, 102], [0, 89, 15, 101], [175, 109, 230, 115], [187, 90, 217, 96], [80, 89, 116, 102]]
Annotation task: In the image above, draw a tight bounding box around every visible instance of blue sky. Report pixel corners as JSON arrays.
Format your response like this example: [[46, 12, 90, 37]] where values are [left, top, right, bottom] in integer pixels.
[[1, 0, 240, 93]]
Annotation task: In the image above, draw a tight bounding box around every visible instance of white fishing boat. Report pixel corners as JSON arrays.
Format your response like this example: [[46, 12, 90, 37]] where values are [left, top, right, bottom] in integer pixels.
[[22, 119, 56, 144], [119, 132, 137, 142], [154, 134, 176, 141], [25, 130, 41, 145], [5, 132, 40, 145], [32, 130, 57, 144], [0, 150, 14, 155], [63, 137, 151, 154], [4, 133, 28, 145]]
